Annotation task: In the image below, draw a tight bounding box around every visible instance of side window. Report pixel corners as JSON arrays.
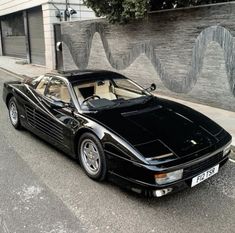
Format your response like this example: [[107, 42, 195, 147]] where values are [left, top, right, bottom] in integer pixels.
[[35, 76, 50, 95], [45, 78, 71, 103]]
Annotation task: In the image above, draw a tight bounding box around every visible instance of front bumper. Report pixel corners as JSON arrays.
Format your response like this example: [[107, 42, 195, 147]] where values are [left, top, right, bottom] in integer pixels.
[[107, 151, 229, 197]]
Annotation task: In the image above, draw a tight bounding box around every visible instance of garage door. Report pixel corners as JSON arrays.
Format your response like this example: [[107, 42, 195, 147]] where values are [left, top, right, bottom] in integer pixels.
[[28, 7, 45, 65], [1, 12, 27, 58]]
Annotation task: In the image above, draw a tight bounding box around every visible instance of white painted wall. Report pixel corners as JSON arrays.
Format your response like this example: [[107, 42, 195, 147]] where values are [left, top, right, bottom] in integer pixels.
[[42, 1, 96, 69], [0, 0, 47, 16], [0, 0, 97, 69], [0, 0, 95, 18]]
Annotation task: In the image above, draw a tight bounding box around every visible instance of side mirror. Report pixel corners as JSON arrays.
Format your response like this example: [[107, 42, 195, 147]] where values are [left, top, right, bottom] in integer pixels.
[[144, 83, 156, 93], [150, 83, 156, 91], [41, 96, 74, 109], [51, 99, 75, 109], [50, 100, 66, 109]]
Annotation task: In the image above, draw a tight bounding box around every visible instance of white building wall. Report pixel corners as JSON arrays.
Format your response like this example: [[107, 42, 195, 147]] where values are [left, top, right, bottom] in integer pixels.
[[0, 0, 95, 18], [0, 0, 47, 16], [0, 0, 97, 69], [42, 1, 96, 69]]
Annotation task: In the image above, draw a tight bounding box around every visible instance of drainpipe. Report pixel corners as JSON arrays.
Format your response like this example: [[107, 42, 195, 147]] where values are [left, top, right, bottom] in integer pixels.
[[64, 0, 68, 21], [23, 10, 31, 64], [0, 19, 3, 56]]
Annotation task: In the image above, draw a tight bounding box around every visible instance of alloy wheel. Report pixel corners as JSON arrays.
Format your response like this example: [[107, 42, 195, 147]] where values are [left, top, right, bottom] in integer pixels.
[[80, 139, 101, 176], [9, 101, 18, 126]]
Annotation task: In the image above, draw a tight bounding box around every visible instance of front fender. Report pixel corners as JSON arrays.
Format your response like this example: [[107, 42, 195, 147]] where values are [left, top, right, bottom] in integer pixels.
[[74, 113, 148, 165]]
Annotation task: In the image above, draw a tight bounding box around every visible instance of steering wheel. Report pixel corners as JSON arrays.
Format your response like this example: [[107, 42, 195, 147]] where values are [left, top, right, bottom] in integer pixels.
[[82, 95, 101, 105]]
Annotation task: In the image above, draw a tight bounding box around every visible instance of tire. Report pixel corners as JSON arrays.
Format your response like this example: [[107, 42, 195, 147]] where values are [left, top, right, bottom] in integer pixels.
[[78, 132, 107, 181], [8, 96, 22, 130]]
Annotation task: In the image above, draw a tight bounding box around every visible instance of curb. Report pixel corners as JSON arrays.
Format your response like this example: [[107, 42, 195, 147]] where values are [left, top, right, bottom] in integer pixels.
[[0, 67, 25, 79], [0, 66, 56, 80]]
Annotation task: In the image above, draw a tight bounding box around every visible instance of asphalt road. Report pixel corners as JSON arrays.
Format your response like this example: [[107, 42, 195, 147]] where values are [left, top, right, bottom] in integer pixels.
[[0, 70, 234, 233]]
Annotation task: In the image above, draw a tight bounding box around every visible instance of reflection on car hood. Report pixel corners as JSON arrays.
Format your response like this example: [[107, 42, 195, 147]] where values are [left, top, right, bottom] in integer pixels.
[[88, 97, 226, 157]]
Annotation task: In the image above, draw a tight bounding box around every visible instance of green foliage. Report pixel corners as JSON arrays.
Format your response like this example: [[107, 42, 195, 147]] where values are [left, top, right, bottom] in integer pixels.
[[83, 0, 232, 24], [150, 0, 232, 11], [83, 0, 150, 24]]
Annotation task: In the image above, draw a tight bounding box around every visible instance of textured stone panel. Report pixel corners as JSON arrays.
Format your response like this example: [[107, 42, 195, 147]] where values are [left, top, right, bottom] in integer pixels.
[[61, 3, 235, 111]]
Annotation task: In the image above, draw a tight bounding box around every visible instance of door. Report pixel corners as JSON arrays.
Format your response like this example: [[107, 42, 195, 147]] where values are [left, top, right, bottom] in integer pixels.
[[38, 77, 79, 150], [1, 12, 27, 58], [23, 76, 79, 153], [43, 77, 80, 150], [28, 7, 45, 65], [24, 76, 64, 146]]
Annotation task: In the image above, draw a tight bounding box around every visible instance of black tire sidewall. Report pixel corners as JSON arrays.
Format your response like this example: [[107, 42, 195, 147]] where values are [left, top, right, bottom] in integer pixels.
[[8, 97, 21, 129], [78, 132, 107, 181]]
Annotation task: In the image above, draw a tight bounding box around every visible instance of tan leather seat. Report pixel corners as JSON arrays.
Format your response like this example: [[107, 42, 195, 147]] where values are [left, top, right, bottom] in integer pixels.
[[60, 86, 70, 103], [95, 81, 116, 100]]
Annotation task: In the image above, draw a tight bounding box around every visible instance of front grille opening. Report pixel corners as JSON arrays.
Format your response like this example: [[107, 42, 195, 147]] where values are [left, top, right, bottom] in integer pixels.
[[183, 151, 223, 178]]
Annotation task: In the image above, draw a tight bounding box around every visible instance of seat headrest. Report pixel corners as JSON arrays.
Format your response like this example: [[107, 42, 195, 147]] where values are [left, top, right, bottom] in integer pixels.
[[60, 86, 70, 103], [95, 81, 110, 94]]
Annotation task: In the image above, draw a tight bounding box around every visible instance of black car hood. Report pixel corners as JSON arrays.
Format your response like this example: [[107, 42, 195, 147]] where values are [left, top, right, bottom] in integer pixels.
[[87, 97, 225, 158]]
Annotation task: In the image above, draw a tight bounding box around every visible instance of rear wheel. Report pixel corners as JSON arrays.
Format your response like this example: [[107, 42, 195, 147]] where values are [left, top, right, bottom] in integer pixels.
[[8, 97, 22, 130], [78, 133, 107, 181]]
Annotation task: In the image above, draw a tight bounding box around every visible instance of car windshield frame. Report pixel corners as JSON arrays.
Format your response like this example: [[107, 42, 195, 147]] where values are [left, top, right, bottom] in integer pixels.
[[72, 77, 153, 112]]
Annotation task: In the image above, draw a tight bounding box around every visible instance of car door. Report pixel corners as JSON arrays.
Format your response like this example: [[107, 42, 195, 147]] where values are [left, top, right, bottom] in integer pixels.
[[41, 77, 81, 153], [23, 75, 52, 130], [25, 76, 80, 154]]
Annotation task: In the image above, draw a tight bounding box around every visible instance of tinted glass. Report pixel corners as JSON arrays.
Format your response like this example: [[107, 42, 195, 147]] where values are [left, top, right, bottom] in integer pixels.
[[35, 76, 50, 95], [46, 78, 71, 103]]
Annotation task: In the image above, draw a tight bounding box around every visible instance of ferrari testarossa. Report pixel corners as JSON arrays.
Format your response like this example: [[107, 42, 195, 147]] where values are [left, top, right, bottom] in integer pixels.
[[3, 70, 232, 197]]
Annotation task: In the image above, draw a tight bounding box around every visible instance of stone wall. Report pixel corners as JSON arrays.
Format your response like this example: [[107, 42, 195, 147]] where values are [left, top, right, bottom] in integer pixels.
[[60, 2, 235, 112]]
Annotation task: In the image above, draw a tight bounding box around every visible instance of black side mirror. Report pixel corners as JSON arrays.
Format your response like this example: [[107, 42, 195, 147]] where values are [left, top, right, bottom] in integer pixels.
[[50, 100, 66, 109], [51, 99, 76, 109], [150, 83, 156, 91], [41, 96, 74, 109], [144, 83, 156, 93]]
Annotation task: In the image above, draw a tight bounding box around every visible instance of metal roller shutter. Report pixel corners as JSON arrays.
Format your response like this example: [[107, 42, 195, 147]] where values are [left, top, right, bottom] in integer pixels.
[[28, 7, 45, 65], [1, 12, 27, 58]]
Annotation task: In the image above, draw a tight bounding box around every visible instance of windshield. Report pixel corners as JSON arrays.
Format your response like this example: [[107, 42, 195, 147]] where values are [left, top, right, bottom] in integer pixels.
[[73, 77, 152, 111]]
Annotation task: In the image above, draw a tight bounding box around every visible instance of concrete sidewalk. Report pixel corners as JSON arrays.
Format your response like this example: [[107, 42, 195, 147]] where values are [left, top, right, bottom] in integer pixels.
[[0, 56, 51, 78], [0, 56, 234, 148]]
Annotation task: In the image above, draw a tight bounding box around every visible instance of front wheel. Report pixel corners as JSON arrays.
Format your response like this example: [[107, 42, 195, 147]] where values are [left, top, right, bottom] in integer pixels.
[[78, 133, 107, 181], [8, 97, 22, 130]]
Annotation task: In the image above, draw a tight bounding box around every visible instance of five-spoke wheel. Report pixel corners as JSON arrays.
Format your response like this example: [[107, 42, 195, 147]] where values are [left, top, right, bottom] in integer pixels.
[[78, 132, 107, 181], [8, 96, 22, 129]]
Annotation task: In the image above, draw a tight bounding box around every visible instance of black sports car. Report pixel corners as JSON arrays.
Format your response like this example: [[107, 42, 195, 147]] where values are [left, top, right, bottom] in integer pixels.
[[3, 70, 232, 197]]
